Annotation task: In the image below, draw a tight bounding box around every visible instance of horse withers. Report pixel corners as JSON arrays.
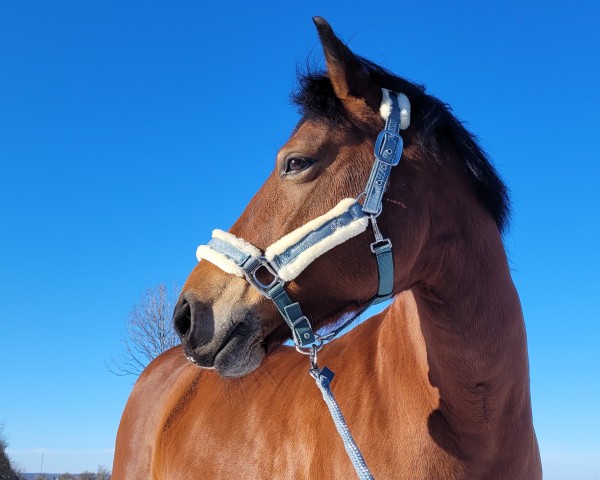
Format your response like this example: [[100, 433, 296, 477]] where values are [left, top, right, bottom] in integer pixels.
[[113, 17, 542, 479]]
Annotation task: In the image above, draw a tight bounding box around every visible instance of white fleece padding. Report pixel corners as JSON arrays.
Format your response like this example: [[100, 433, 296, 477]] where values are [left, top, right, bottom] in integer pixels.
[[379, 88, 411, 130], [196, 245, 245, 277], [264, 198, 369, 282], [196, 199, 369, 282], [212, 229, 262, 258], [274, 217, 368, 281], [265, 198, 359, 258]]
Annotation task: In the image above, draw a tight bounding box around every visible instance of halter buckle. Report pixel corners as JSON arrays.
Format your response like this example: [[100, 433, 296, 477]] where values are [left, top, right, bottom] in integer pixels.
[[242, 256, 283, 297], [370, 238, 392, 253], [374, 129, 403, 166]]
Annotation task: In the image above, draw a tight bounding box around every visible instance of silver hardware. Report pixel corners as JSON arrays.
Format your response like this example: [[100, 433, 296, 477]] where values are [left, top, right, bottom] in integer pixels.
[[316, 331, 336, 342], [309, 344, 319, 371], [371, 238, 392, 253], [295, 345, 311, 355], [370, 215, 392, 252], [242, 256, 283, 297], [374, 129, 403, 166], [370, 215, 384, 241], [295, 335, 325, 356]]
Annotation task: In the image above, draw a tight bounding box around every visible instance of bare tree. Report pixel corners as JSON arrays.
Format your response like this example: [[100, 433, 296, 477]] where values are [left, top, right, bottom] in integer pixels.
[[95, 465, 111, 480], [78, 466, 110, 480], [109, 283, 180, 376], [0, 424, 21, 480]]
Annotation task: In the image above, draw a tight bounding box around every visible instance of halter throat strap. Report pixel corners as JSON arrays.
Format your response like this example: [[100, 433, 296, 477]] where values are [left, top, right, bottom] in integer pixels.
[[196, 89, 408, 348]]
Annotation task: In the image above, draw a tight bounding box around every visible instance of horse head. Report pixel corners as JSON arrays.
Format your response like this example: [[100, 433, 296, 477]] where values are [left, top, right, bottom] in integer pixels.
[[173, 17, 508, 377]]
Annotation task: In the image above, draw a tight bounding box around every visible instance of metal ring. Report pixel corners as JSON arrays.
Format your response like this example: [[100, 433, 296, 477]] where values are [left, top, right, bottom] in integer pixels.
[[315, 331, 336, 342]]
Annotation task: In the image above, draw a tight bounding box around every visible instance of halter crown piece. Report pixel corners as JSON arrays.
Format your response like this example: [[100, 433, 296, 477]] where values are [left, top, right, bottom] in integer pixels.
[[196, 89, 409, 480]]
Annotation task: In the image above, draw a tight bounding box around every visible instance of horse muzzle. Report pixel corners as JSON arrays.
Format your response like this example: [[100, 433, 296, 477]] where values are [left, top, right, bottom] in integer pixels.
[[173, 292, 265, 377]]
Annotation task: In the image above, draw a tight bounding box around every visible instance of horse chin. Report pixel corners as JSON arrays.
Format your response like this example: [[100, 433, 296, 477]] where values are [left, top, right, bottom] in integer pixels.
[[184, 329, 266, 378], [213, 338, 265, 378]]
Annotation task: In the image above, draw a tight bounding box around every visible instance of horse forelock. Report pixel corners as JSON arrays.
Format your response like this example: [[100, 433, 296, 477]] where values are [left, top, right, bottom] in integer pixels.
[[292, 57, 511, 233]]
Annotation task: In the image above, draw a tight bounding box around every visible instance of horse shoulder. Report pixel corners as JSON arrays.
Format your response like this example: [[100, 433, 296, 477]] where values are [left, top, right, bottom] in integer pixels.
[[113, 346, 196, 480]]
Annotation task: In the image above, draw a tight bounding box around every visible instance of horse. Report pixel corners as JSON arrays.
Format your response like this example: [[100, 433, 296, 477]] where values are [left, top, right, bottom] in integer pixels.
[[113, 17, 542, 479]]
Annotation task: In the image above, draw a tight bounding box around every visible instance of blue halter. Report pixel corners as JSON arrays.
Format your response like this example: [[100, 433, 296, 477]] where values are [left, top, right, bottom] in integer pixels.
[[199, 92, 404, 349]]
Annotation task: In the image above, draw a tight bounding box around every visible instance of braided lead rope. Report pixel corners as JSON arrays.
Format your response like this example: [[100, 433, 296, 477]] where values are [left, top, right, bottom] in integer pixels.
[[311, 365, 374, 479]]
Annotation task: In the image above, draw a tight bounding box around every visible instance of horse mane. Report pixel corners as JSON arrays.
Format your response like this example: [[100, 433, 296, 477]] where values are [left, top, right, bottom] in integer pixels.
[[291, 57, 510, 233]]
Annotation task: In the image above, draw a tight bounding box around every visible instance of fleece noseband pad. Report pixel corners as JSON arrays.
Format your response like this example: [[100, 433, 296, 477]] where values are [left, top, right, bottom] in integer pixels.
[[264, 198, 368, 281], [196, 198, 369, 282]]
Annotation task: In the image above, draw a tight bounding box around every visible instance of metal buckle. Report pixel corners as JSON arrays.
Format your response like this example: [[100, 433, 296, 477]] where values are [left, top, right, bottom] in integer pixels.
[[370, 238, 392, 253], [242, 256, 283, 296], [292, 316, 316, 346], [374, 129, 403, 166]]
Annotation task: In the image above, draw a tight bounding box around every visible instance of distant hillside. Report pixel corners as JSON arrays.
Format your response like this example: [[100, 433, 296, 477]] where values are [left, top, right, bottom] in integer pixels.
[[22, 475, 61, 480], [22, 475, 109, 480]]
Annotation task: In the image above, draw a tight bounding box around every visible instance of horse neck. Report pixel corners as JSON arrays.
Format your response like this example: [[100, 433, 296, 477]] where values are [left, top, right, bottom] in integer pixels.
[[383, 205, 533, 441]]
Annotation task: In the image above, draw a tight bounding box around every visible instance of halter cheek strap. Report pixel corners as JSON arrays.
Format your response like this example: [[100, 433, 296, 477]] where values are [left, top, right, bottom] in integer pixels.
[[196, 89, 409, 348]]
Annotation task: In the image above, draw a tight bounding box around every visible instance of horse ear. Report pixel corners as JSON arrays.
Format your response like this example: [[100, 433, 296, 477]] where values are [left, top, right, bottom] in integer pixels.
[[313, 17, 382, 116]]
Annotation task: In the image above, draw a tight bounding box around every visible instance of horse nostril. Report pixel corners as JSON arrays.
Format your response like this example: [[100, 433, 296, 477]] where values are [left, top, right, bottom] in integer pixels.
[[172, 294, 215, 350], [173, 297, 192, 339]]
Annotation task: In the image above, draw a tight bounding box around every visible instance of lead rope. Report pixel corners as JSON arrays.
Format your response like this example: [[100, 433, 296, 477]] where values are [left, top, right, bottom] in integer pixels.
[[313, 370, 374, 479], [309, 347, 374, 480]]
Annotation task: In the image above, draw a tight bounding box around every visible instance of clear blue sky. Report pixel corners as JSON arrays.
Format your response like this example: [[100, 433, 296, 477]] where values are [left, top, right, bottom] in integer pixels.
[[1, 1, 598, 477]]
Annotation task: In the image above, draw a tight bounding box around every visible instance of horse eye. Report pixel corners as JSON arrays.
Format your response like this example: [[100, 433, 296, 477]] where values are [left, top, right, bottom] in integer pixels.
[[284, 157, 313, 174]]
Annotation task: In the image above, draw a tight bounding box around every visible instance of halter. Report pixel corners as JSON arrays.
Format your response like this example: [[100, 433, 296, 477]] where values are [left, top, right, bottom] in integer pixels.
[[196, 89, 409, 479], [197, 89, 409, 348]]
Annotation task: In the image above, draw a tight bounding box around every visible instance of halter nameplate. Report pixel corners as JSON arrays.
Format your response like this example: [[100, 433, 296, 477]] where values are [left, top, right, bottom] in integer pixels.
[[195, 89, 409, 348]]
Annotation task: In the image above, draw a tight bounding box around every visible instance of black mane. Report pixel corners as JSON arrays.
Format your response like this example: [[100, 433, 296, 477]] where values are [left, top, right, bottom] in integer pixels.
[[291, 58, 510, 233]]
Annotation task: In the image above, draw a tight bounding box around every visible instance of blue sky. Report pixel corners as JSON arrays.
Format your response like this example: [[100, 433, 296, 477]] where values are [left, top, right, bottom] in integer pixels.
[[0, 1, 598, 477]]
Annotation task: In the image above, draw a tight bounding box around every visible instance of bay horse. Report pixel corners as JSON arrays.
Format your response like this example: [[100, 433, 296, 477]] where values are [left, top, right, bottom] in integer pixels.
[[113, 17, 542, 479]]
